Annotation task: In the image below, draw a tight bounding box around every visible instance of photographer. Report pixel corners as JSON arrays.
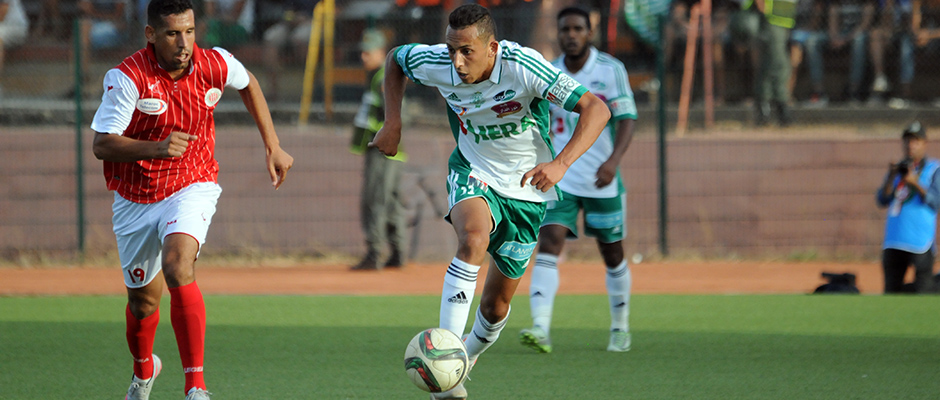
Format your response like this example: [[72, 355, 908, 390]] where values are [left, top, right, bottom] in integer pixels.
[[877, 121, 940, 293]]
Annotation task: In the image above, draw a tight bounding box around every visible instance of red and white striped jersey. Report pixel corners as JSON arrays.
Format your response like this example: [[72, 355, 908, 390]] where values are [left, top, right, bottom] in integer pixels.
[[91, 42, 249, 204]]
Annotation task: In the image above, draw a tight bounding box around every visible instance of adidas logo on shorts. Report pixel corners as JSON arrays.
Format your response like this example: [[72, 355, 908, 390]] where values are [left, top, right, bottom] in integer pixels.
[[447, 291, 469, 304]]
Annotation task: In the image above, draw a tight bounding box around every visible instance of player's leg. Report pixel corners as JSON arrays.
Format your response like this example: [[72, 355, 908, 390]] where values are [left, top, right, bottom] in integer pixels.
[[524, 225, 566, 340], [584, 194, 631, 351], [441, 197, 492, 336], [523, 194, 578, 352], [158, 183, 220, 396], [466, 194, 542, 359], [113, 195, 167, 399], [465, 262, 521, 362]]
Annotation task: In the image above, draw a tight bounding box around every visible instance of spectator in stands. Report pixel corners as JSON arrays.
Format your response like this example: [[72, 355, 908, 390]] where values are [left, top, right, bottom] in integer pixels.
[[729, 0, 760, 105], [262, 0, 317, 101], [664, 0, 733, 105], [78, 0, 132, 90], [201, 0, 254, 49], [877, 121, 940, 294], [826, 0, 875, 105], [731, 0, 797, 126], [869, 0, 916, 108], [0, 0, 27, 99], [30, 0, 58, 38], [788, 0, 829, 107]]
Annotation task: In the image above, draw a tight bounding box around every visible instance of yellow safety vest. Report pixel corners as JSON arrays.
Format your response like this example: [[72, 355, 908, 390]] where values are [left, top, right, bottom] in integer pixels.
[[743, 0, 797, 28]]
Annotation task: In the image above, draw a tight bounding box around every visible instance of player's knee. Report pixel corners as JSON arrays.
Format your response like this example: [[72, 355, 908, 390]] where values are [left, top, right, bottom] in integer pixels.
[[478, 300, 509, 324], [127, 293, 160, 319], [458, 230, 489, 257]]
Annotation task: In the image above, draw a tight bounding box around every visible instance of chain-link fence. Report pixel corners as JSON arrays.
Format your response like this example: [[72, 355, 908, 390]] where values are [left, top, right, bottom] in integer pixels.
[[2, 0, 939, 263]]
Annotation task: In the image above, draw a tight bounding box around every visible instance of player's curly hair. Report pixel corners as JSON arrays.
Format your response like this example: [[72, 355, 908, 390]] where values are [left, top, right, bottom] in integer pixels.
[[448, 4, 497, 40], [557, 6, 592, 29], [147, 0, 194, 29]]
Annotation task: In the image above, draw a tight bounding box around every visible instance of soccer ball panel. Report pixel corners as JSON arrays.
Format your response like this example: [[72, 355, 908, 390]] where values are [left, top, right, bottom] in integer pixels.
[[403, 328, 470, 393]]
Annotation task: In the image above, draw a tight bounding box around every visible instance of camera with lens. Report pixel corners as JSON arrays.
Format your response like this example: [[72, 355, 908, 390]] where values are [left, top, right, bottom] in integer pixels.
[[898, 159, 913, 176]]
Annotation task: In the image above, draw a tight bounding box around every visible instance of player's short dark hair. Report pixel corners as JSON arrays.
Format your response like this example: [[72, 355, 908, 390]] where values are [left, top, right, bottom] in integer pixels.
[[557, 6, 592, 29], [448, 4, 497, 41], [147, 0, 194, 29]]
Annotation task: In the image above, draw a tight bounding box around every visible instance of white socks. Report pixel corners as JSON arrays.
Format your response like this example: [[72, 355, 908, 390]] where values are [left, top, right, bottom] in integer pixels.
[[439, 257, 480, 336], [465, 306, 510, 360], [606, 260, 631, 332], [528, 253, 559, 334]]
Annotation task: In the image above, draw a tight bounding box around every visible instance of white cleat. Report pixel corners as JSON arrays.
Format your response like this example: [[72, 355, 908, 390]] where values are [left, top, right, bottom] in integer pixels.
[[519, 326, 552, 353], [607, 330, 631, 352], [125, 354, 162, 400], [430, 383, 467, 400], [185, 387, 212, 400]]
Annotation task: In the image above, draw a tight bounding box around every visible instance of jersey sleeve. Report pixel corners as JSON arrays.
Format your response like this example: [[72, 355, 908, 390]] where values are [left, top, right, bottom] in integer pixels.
[[90, 69, 139, 135], [511, 46, 587, 112], [393, 43, 450, 86], [213, 46, 250, 90], [607, 60, 638, 121]]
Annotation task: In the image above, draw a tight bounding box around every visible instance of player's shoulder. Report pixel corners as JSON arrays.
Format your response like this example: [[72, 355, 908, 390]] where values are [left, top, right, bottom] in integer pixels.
[[498, 41, 558, 82], [595, 51, 627, 71], [397, 43, 449, 63]]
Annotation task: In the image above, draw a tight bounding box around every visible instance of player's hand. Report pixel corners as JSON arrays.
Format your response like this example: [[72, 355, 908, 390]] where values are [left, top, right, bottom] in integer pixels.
[[595, 160, 617, 188], [267, 146, 294, 190], [159, 131, 198, 158], [368, 125, 402, 156], [522, 160, 568, 192]]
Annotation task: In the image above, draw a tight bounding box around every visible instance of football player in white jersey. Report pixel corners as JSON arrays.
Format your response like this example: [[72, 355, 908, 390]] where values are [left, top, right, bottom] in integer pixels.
[[520, 6, 637, 354], [370, 4, 610, 399]]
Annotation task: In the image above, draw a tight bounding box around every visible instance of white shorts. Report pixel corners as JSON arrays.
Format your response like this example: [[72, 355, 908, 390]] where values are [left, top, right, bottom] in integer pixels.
[[112, 182, 222, 288]]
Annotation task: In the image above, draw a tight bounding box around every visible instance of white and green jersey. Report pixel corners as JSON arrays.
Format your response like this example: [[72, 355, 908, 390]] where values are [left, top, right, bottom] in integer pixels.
[[551, 47, 637, 198], [394, 40, 587, 203]]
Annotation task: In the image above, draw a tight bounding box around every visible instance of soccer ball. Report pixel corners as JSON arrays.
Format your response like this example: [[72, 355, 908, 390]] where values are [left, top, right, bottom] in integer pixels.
[[403, 328, 470, 393]]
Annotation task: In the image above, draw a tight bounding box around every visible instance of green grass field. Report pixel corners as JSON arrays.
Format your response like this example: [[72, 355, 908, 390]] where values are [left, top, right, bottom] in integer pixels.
[[2, 294, 939, 399]]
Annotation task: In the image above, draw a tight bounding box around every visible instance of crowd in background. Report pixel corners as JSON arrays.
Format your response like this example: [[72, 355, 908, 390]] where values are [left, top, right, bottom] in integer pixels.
[[4, 0, 940, 111]]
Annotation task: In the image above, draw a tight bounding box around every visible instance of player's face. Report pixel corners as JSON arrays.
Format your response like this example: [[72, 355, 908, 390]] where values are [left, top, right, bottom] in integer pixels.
[[557, 14, 592, 58], [146, 9, 196, 76], [445, 25, 497, 84]]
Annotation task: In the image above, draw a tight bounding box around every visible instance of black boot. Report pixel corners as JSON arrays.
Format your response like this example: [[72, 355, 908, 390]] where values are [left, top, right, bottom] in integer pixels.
[[775, 101, 792, 127], [351, 250, 380, 271], [384, 247, 404, 268]]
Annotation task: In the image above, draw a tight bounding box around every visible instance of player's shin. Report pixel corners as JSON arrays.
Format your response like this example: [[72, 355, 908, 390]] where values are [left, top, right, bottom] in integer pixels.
[[126, 305, 159, 380], [606, 260, 631, 332], [169, 282, 207, 393], [440, 258, 480, 336], [529, 253, 559, 334], [465, 306, 510, 360]]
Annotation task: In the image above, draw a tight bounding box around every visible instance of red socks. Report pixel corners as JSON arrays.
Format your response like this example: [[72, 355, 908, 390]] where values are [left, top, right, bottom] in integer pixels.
[[126, 305, 159, 380], [170, 281, 207, 393]]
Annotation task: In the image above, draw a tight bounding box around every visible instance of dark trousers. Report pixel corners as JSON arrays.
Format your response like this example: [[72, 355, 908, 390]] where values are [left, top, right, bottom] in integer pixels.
[[882, 248, 935, 293]]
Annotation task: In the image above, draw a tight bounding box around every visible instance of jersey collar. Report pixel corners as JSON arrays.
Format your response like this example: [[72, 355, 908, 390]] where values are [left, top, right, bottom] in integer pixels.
[[450, 41, 504, 86], [559, 46, 598, 76]]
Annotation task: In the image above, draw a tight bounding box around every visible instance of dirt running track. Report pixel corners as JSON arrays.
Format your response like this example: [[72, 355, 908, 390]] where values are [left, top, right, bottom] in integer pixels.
[[0, 261, 887, 296]]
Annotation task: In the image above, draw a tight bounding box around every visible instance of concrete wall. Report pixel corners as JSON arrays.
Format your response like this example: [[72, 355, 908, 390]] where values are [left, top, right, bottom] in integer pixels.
[[0, 124, 920, 262]]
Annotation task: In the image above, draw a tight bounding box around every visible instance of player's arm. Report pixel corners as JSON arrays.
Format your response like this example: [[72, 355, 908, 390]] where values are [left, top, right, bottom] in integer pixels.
[[524, 92, 611, 192], [369, 46, 408, 157], [596, 118, 635, 188], [237, 70, 293, 189], [91, 69, 196, 162], [93, 131, 197, 162]]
